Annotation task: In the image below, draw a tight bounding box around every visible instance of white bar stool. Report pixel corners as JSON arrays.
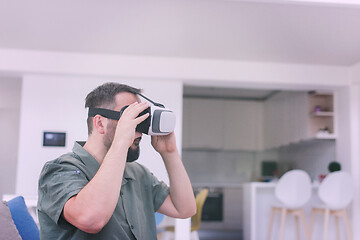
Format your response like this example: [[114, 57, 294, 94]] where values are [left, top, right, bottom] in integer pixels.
[[267, 169, 311, 240], [309, 171, 354, 240]]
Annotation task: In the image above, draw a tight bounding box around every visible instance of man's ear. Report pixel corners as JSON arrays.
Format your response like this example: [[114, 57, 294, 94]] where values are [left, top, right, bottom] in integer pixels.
[[93, 115, 105, 134]]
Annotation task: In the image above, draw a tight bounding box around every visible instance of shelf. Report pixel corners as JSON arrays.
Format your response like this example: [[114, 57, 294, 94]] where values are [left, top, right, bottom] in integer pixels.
[[315, 133, 336, 139], [312, 111, 334, 117]]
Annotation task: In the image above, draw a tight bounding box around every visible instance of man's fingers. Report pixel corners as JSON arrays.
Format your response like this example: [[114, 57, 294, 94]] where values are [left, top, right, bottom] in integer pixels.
[[123, 102, 149, 118], [135, 113, 150, 124]]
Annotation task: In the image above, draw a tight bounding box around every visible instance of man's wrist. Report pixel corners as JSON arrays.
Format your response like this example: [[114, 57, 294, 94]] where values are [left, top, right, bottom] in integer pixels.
[[160, 149, 180, 160]]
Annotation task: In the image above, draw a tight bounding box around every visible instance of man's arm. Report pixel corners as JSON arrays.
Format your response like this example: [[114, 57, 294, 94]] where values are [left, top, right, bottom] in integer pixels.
[[63, 102, 149, 233], [152, 133, 197, 219]]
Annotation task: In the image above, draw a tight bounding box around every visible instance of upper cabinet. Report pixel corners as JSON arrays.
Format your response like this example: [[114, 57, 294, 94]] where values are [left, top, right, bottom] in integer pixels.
[[183, 98, 224, 150], [263, 91, 336, 149], [263, 91, 308, 149], [183, 98, 263, 151], [183, 90, 336, 151]]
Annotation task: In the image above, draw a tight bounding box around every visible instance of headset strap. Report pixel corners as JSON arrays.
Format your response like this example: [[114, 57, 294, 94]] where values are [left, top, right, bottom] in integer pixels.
[[138, 93, 164, 108], [88, 108, 121, 120]]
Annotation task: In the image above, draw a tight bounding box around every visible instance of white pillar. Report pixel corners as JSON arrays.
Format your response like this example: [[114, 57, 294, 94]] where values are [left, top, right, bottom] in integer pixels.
[[174, 218, 191, 240], [349, 85, 360, 240]]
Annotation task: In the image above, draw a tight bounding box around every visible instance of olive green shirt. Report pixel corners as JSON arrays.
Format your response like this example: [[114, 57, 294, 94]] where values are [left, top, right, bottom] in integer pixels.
[[38, 142, 169, 240]]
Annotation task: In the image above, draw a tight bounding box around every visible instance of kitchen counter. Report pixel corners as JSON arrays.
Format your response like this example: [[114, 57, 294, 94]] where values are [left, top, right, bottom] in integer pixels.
[[243, 182, 346, 240]]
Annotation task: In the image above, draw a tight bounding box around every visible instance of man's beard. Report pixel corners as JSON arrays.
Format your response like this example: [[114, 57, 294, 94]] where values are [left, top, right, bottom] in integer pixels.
[[104, 121, 141, 162], [126, 145, 140, 162]]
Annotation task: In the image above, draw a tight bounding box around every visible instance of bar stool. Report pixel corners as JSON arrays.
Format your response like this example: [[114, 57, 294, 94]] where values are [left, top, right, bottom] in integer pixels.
[[267, 169, 311, 240], [309, 171, 354, 240]]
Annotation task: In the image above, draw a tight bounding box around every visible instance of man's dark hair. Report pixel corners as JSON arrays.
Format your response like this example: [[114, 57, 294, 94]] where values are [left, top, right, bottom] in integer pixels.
[[85, 82, 141, 135]]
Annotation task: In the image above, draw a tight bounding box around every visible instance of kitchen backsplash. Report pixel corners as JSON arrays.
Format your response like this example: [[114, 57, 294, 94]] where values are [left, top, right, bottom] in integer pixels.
[[182, 140, 336, 185], [277, 140, 336, 181]]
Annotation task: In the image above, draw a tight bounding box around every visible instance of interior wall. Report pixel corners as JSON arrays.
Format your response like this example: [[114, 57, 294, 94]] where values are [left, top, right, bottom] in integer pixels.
[[15, 74, 183, 196], [348, 64, 360, 235], [277, 140, 336, 180], [0, 77, 22, 198]]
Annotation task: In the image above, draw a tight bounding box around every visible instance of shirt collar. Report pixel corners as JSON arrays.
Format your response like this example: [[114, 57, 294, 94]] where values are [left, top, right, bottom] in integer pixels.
[[123, 163, 136, 180], [73, 141, 136, 183], [73, 141, 100, 179]]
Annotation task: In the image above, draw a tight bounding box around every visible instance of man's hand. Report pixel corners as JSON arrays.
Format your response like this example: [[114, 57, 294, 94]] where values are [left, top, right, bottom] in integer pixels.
[[151, 132, 177, 155], [113, 102, 149, 149]]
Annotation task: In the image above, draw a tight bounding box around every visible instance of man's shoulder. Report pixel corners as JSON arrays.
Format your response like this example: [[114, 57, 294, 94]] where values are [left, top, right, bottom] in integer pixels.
[[48, 151, 82, 165], [41, 152, 84, 174]]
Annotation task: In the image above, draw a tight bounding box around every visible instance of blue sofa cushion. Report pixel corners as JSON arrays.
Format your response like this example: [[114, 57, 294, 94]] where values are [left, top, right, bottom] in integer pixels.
[[7, 196, 39, 240]]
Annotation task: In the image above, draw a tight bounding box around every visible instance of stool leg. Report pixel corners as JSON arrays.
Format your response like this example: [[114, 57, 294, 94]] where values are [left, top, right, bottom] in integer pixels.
[[295, 214, 300, 240], [299, 209, 310, 240], [279, 208, 287, 240], [308, 209, 316, 240], [267, 208, 276, 240], [323, 209, 330, 240], [335, 215, 340, 240], [341, 210, 353, 240]]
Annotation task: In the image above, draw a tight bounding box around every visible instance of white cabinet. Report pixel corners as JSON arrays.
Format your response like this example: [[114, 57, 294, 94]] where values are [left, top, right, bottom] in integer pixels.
[[183, 98, 263, 151], [183, 98, 224, 149], [184, 91, 336, 151], [263, 91, 336, 149], [223, 100, 263, 151], [263, 91, 308, 149]]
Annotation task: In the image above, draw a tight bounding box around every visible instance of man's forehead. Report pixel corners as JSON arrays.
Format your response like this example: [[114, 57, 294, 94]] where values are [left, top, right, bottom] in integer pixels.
[[114, 92, 141, 108]]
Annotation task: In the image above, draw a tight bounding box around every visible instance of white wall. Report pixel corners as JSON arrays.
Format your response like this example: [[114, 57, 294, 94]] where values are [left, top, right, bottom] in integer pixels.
[[348, 63, 360, 235], [1, 49, 356, 239], [0, 49, 350, 89], [0, 77, 22, 198], [15, 74, 183, 195]]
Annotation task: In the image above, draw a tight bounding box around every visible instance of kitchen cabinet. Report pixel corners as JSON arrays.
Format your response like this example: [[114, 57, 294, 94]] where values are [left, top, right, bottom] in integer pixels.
[[183, 98, 224, 149], [183, 98, 263, 151], [184, 91, 335, 151], [263, 91, 308, 149], [223, 100, 263, 151], [307, 92, 336, 139], [196, 186, 243, 231], [263, 91, 336, 149]]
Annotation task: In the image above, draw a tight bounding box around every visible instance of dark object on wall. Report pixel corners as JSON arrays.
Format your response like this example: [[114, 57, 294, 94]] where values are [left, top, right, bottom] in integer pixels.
[[201, 192, 223, 221], [262, 161, 278, 177], [328, 161, 341, 172], [43, 132, 66, 147]]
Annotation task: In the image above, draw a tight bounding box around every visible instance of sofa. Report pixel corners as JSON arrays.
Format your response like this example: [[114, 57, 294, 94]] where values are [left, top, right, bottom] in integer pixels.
[[0, 196, 39, 240]]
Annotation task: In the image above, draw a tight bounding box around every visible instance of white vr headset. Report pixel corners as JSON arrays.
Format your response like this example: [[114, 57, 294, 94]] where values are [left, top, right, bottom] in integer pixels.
[[88, 93, 176, 135]]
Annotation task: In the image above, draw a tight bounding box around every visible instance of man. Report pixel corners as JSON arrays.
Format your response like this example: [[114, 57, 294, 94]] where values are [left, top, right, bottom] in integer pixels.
[[38, 82, 196, 239]]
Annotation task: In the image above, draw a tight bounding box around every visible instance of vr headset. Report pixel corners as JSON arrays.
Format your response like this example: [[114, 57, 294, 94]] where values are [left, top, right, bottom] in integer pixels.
[[88, 93, 176, 135]]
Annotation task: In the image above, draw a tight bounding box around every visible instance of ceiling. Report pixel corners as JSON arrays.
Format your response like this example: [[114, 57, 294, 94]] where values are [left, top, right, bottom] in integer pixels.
[[1, 0, 360, 66]]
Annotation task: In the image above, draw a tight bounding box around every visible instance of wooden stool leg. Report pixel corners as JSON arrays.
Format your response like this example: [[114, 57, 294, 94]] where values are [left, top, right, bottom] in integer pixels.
[[295, 214, 300, 240], [308, 209, 316, 240], [299, 209, 310, 240], [323, 209, 330, 240], [267, 208, 276, 240], [279, 208, 287, 240], [335, 215, 340, 240], [341, 210, 353, 240]]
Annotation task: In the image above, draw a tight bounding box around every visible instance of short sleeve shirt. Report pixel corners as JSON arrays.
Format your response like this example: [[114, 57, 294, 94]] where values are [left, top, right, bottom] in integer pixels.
[[37, 142, 169, 240]]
